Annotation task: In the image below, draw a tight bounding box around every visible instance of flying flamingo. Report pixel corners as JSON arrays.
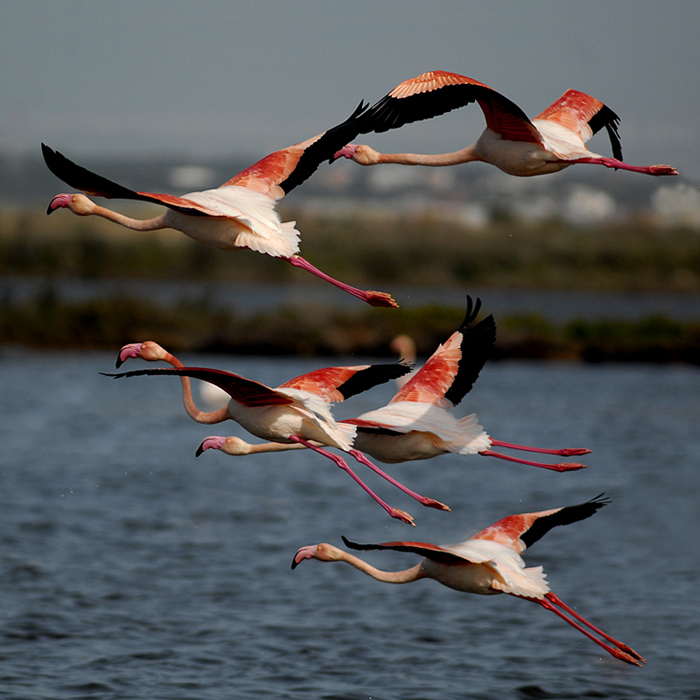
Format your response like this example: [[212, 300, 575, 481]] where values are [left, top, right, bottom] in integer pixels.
[[292, 494, 645, 667], [106, 341, 450, 525], [335, 70, 677, 178], [199, 296, 590, 472], [42, 102, 397, 308]]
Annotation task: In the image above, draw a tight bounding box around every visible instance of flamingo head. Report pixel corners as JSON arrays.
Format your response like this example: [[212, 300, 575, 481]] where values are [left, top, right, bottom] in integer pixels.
[[332, 144, 358, 161], [47, 192, 94, 216], [115, 340, 167, 368], [196, 435, 230, 457], [333, 144, 380, 166], [291, 542, 342, 569]]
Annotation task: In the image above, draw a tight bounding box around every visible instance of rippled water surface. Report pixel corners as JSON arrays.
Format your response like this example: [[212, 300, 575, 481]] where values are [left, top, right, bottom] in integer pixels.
[[1, 350, 698, 699]]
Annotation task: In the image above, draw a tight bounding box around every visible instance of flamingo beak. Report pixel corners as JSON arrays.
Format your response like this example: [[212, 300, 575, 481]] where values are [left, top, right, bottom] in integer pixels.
[[331, 144, 357, 162], [46, 193, 73, 215], [196, 436, 227, 457], [291, 545, 318, 569], [116, 342, 144, 368]]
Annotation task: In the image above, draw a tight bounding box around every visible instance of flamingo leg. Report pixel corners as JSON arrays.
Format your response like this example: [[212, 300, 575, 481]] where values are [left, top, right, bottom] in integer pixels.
[[526, 595, 644, 666], [348, 449, 450, 511], [284, 255, 399, 308], [568, 157, 677, 176], [545, 593, 646, 663], [489, 439, 590, 457], [289, 436, 415, 526], [479, 449, 586, 472]]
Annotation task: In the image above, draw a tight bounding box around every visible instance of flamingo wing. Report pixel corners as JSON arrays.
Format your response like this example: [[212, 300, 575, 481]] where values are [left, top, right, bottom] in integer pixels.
[[224, 101, 370, 197], [470, 494, 609, 553], [391, 296, 496, 407], [41, 144, 215, 217], [359, 70, 543, 144], [279, 362, 412, 403], [342, 536, 480, 565], [534, 89, 622, 159], [103, 366, 293, 407]]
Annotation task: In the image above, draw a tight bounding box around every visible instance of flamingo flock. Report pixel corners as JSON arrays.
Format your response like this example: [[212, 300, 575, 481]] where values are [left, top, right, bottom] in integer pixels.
[[44, 68, 666, 667]]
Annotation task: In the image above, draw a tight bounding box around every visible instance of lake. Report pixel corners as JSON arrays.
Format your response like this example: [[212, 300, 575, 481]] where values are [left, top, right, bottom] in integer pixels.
[[0, 350, 698, 699]]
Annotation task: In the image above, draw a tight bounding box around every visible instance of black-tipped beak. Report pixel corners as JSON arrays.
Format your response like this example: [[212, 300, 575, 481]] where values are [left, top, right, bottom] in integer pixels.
[[195, 441, 206, 457]]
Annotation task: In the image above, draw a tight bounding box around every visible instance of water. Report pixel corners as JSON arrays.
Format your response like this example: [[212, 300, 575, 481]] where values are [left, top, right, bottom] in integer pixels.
[[3, 276, 700, 320], [1, 350, 699, 699]]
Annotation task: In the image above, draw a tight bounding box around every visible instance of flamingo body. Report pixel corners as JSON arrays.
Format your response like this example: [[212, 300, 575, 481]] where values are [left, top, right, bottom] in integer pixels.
[[339, 71, 677, 177], [42, 102, 399, 307], [292, 494, 645, 667]]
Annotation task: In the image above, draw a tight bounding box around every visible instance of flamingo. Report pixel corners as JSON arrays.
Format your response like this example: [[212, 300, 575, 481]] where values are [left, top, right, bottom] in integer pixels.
[[335, 70, 677, 178], [199, 296, 590, 472], [42, 102, 398, 308], [292, 494, 645, 667], [106, 341, 450, 525]]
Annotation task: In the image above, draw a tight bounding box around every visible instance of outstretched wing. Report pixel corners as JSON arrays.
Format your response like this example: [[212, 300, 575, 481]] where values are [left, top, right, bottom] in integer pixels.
[[342, 536, 480, 565], [470, 494, 610, 553], [279, 362, 412, 403], [534, 89, 622, 159], [358, 71, 543, 144], [390, 295, 496, 407], [42, 143, 213, 216], [224, 101, 370, 197], [102, 366, 293, 407]]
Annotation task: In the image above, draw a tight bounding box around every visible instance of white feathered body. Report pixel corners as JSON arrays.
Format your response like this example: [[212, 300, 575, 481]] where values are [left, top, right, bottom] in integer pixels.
[[163, 186, 300, 257], [423, 538, 550, 599], [350, 401, 491, 463]]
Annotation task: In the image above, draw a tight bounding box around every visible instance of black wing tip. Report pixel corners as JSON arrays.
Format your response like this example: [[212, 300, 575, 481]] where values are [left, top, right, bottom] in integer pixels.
[[342, 536, 369, 551], [335, 361, 413, 401]]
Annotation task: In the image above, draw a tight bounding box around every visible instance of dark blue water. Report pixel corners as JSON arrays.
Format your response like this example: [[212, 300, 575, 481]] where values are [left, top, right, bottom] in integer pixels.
[[1, 350, 698, 699]]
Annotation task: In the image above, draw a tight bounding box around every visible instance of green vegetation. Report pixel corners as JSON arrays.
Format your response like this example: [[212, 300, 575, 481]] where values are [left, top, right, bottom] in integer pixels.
[[3, 206, 700, 291], [2, 290, 699, 363], [1, 206, 699, 361]]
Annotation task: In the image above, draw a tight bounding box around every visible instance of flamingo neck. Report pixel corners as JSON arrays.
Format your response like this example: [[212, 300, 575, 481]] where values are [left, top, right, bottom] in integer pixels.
[[338, 551, 425, 584], [230, 440, 306, 455], [155, 347, 230, 425], [90, 203, 169, 231], [377, 144, 481, 167]]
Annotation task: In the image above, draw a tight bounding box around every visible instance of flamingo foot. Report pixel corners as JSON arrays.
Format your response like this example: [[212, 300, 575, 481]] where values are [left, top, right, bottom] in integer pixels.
[[609, 647, 645, 667], [557, 448, 591, 456], [648, 164, 678, 176], [365, 290, 400, 308], [422, 497, 451, 511], [389, 508, 416, 526], [548, 462, 587, 472]]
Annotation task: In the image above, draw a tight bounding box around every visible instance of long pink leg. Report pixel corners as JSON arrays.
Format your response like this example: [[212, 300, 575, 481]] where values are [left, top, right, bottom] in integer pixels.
[[546, 593, 646, 663], [348, 449, 450, 511], [490, 439, 590, 457], [525, 595, 644, 666], [570, 157, 677, 176], [284, 255, 399, 308], [289, 436, 415, 526], [479, 449, 586, 471]]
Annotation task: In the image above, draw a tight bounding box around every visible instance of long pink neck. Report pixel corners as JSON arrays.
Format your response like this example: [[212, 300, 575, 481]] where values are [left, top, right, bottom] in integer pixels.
[[159, 350, 230, 425], [91, 203, 169, 231], [376, 144, 480, 167], [338, 551, 425, 584], [242, 441, 307, 455]]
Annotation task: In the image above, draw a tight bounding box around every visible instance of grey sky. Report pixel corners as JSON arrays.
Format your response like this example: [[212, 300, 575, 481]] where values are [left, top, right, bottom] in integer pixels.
[[2, 1, 699, 181]]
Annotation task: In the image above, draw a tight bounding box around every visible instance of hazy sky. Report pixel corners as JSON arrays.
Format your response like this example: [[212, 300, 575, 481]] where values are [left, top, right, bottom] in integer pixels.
[[2, 1, 699, 181]]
